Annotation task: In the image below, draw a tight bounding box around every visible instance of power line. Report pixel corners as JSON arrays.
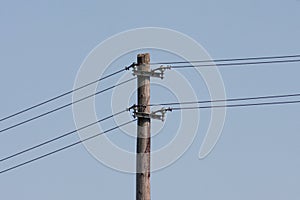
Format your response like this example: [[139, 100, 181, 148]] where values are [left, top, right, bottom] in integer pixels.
[[171, 100, 300, 110], [0, 119, 136, 175], [0, 110, 127, 162], [151, 54, 300, 65], [170, 59, 300, 69], [0, 64, 135, 123], [0, 77, 136, 134], [149, 92, 300, 107], [1, 55, 299, 124], [2, 54, 300, 124], [2, 54, 299, 123]]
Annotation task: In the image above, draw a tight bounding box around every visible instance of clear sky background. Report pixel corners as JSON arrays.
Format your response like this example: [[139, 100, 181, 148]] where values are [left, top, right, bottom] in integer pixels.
[[0, 0, 300, 199]]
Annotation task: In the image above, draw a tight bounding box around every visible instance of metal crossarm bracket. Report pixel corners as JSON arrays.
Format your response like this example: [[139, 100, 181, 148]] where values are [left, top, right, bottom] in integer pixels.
[[148, 107, 172, 121], [132, 65, 171, 79], [128, 105, 172, 122]]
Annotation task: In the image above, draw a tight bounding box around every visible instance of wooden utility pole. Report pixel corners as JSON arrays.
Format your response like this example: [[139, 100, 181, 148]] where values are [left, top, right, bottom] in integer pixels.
[[136, 53, 151, 200]]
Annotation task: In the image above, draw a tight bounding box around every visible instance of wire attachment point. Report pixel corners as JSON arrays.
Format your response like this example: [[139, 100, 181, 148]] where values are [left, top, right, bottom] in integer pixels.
[[128, 105, 172, 121], [149, 107, 172, 121], [132, 65, 171, 79], [125, 62, 137, 71]]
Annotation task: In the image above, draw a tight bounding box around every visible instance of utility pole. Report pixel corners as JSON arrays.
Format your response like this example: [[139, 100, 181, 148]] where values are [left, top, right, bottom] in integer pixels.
[[136, 53, 151, 200]]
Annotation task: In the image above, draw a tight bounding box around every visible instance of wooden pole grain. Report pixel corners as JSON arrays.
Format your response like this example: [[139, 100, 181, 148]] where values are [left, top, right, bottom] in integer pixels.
[[136, 53, 151, 200]]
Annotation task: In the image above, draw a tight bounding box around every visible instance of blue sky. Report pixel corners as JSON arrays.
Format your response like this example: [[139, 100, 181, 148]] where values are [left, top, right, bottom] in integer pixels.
[[0, 0, 300, 199]]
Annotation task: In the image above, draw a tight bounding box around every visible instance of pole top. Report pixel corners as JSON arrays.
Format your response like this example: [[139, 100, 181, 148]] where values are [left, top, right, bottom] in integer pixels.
[[137, 53, 150, 65]]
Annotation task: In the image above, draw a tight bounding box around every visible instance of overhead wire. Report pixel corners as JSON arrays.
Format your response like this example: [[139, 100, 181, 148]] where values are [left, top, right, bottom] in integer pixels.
[[2, 54, 300, 175], [2, 53, 300, 123], [150, 54, 300, 65], [2, 98, 300, 174], [170, 100, 300, 110], [0, 119, 136, 175], [170, 59, 300, 69], [0, 77, 136, 134], [1, 54, 300, 124], [149, 92, 300, 107], [0, 110, 127, 162], [0, 63, 135, 123], [4, 92, 300, 162]]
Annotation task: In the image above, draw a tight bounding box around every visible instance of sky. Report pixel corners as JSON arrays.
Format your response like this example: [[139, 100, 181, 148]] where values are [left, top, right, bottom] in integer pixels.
[[0, 0, 300, 199]]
